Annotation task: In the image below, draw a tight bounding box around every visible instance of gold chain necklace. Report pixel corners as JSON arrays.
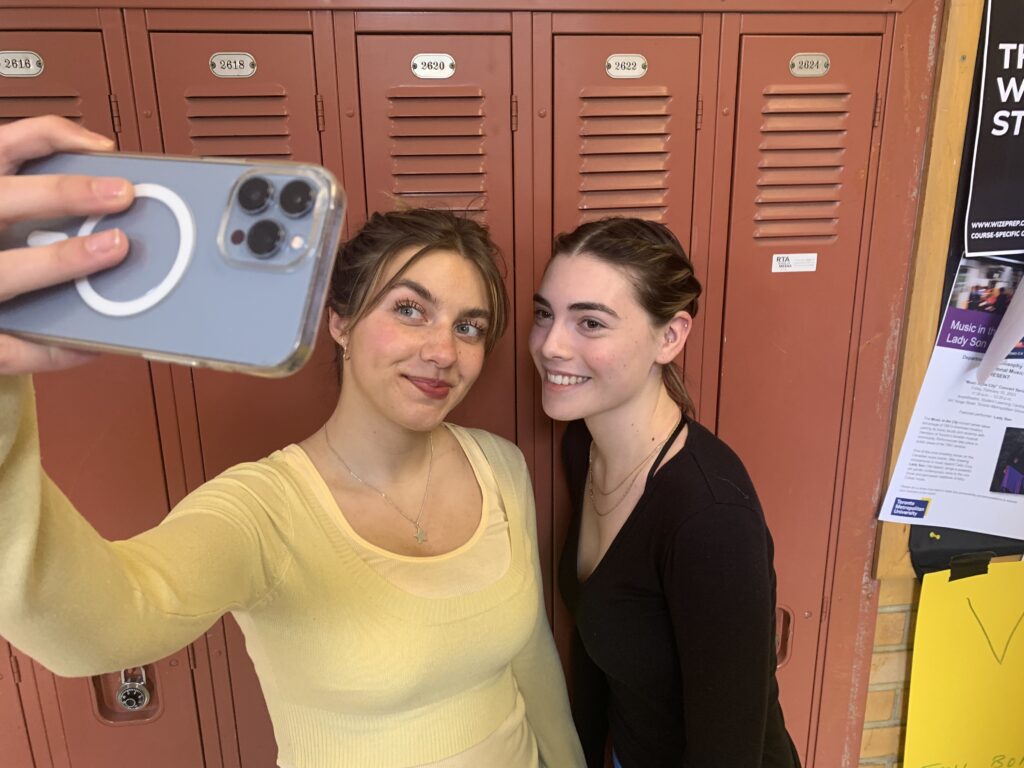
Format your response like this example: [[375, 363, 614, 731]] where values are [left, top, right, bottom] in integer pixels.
[[323, 425, 434, 544], [589, 436, 669, 496], [587, 460, 644, 517], [586, 414, 682, 517]]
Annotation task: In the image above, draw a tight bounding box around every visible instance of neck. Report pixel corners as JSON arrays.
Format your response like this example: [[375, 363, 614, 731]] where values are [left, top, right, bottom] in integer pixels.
[[323, 392, 433, 484], [585, 381, 680, 477]]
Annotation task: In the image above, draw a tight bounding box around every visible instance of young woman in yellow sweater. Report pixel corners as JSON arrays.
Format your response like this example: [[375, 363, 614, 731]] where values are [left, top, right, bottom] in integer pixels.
[[0, 116, 584, 768]]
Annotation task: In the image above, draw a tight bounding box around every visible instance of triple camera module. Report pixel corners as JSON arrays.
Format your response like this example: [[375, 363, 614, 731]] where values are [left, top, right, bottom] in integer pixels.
[[236, 176, 315, 259]]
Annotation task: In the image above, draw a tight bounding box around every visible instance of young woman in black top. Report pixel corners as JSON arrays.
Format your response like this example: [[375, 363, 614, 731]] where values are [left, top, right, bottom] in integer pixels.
[[529, 218, 800, 768]]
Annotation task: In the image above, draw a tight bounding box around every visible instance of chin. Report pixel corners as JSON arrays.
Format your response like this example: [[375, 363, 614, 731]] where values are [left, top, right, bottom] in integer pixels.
[[541, 391, 589, 423]]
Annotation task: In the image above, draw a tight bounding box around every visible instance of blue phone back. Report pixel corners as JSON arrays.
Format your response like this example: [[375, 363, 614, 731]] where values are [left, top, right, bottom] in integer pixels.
[[0, 152, 344, 375]]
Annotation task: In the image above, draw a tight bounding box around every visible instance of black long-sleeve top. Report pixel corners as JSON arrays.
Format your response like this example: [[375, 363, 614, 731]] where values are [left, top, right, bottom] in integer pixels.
[[559, 418, 801, 768]]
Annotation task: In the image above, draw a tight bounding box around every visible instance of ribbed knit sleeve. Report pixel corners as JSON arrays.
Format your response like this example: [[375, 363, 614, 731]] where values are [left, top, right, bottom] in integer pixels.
[[492, 438, 586, 768], [0, 375, 292, 677]]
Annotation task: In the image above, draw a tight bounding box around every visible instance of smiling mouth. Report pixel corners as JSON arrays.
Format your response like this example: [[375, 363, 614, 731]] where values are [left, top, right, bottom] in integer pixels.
[[546, 372, 591, 386]]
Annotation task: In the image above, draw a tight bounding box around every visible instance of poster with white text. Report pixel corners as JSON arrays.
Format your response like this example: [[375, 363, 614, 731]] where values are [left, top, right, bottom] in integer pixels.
[[879, 256, 1024, 539]]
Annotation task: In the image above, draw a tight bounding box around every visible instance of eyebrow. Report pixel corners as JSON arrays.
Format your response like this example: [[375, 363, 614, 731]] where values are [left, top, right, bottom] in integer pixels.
[[532, 293, 619, 318], [395, 278, 491, 321]]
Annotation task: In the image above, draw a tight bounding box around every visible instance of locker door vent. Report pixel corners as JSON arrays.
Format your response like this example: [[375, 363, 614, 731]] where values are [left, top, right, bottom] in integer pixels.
[[0, 94, 83, 125], [576, 86, 671, 223], [386, 85, 487, 218], [754, 85, 849, 243], [184, 86, 292, 159]]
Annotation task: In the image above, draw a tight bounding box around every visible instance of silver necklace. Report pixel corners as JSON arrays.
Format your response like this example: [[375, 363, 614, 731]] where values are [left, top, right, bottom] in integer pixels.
[[323, 426, 434, 544]]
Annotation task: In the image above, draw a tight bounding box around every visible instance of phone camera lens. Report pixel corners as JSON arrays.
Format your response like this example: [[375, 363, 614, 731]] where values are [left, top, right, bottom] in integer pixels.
[[247, 219, 284, 259], [238, 177, 273, 214], [280, 180, 314, 217]]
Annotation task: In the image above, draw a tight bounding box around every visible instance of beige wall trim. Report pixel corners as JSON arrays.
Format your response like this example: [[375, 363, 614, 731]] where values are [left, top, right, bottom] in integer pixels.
[[875, 0, 986, 580]]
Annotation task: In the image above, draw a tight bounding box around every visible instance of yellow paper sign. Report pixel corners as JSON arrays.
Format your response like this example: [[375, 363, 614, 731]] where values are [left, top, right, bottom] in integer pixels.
[[904, 561, 1024, 768]]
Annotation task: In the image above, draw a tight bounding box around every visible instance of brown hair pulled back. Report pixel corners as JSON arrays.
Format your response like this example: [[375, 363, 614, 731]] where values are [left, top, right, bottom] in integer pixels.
[[328, 208, 509, 365], [552, 217, 702, 414]]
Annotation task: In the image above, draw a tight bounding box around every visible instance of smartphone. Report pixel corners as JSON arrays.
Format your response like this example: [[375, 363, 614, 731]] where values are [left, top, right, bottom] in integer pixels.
[[0, 152, 345, 376]]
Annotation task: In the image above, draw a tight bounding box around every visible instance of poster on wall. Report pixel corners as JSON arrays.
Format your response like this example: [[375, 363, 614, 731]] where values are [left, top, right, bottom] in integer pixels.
[[965, 0, 1024, 258], [879, 0, 1024, 540], [879, 257, 1024, 540], [902, 562, 1024, 766]]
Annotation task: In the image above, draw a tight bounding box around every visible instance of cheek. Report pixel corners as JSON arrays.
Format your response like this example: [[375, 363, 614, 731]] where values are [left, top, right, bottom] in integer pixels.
[[460, 345, 487, 381], [527, 326, 545, 358]]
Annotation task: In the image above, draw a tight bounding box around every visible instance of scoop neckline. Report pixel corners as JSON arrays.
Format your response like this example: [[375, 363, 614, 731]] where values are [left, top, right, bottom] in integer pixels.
[[288, 423, 491, 563]]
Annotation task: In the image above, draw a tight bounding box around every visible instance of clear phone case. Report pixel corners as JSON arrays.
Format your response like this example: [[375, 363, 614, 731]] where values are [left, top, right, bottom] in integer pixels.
[[0, 151, 346, 376]]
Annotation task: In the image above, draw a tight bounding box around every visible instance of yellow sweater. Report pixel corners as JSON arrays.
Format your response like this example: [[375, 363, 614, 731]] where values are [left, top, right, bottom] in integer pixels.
[[0, 375, 584, 768]]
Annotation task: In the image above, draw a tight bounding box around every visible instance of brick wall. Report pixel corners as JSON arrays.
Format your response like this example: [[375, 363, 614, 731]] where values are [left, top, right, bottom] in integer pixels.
[[859, 578, 920, 767]]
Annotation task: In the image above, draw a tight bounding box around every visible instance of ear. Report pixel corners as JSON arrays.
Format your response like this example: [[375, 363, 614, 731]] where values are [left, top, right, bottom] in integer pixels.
[[327, 308, 350, 346], [654, 311, 692, 365]]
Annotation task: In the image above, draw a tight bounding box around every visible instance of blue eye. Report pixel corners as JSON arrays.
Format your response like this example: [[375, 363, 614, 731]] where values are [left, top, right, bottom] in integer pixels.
[[394, 300, 425, 320], [456, 321, 486, 340]]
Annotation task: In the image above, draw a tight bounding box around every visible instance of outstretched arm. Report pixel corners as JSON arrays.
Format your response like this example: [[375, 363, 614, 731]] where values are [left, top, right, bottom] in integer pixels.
[[0, 117, 291, 676]]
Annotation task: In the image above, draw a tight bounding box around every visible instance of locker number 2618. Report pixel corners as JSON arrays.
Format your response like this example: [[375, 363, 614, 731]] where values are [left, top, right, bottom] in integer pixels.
[[209, 52, 257, 78]]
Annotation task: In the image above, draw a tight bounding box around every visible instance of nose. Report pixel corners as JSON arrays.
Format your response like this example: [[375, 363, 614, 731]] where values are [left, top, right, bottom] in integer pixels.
[[537, 320, 570, 361], [421, 326, 458, 368]]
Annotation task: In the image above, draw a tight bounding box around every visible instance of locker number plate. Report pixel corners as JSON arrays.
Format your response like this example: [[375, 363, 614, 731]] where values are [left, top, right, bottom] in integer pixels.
[[210, 52, 257, 78], [789, 53, 830, 78], [606, 54, 648, 79], [0, 51, 43, 78], [411, 54, 456, 79]]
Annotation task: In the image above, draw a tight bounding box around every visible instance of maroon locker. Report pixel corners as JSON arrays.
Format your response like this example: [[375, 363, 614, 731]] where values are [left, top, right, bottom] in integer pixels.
[[144, 28, 336, 766], [31, 358, 207, 767], [357, 33, 517, 442], [144, 29, 329, 768], [0, 31, 114, 131], [552, 35, 700, 236], [0, 28, 115, 767], [0, 20, 211, 766], [716, 34, 884, 758], [147, 30, 337, 474], [548, 27, 704, 666]]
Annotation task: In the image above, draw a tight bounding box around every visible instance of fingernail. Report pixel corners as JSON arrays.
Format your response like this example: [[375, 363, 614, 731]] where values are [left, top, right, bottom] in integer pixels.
[[92, 177, 131, 200], [85, 229, 123, 257], [82, 128, 116, 149]]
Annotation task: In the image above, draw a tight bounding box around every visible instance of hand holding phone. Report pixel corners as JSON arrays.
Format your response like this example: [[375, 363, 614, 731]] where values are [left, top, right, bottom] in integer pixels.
[[0, 115, 134, 374], [0, 117, 346, 377]]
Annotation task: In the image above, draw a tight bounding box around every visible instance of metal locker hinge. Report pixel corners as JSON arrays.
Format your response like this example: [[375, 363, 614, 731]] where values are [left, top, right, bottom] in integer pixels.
[[873, 92, 883, 127], [9, 653, 21, 685], [108, 93, 122, 135], [511, 94, 518, 132], [696, 97, 703, 131], [186, 644, 197, 670], [315, 94, 325, 132]]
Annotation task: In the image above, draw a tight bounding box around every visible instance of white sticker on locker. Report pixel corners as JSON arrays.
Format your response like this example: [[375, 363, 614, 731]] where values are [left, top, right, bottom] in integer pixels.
[[605, 54, 648, 79], [411, 54, 456, 79], [772, 253, 818, 273], [0, 51, 43, 78], [210, 52, 257, 78]]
